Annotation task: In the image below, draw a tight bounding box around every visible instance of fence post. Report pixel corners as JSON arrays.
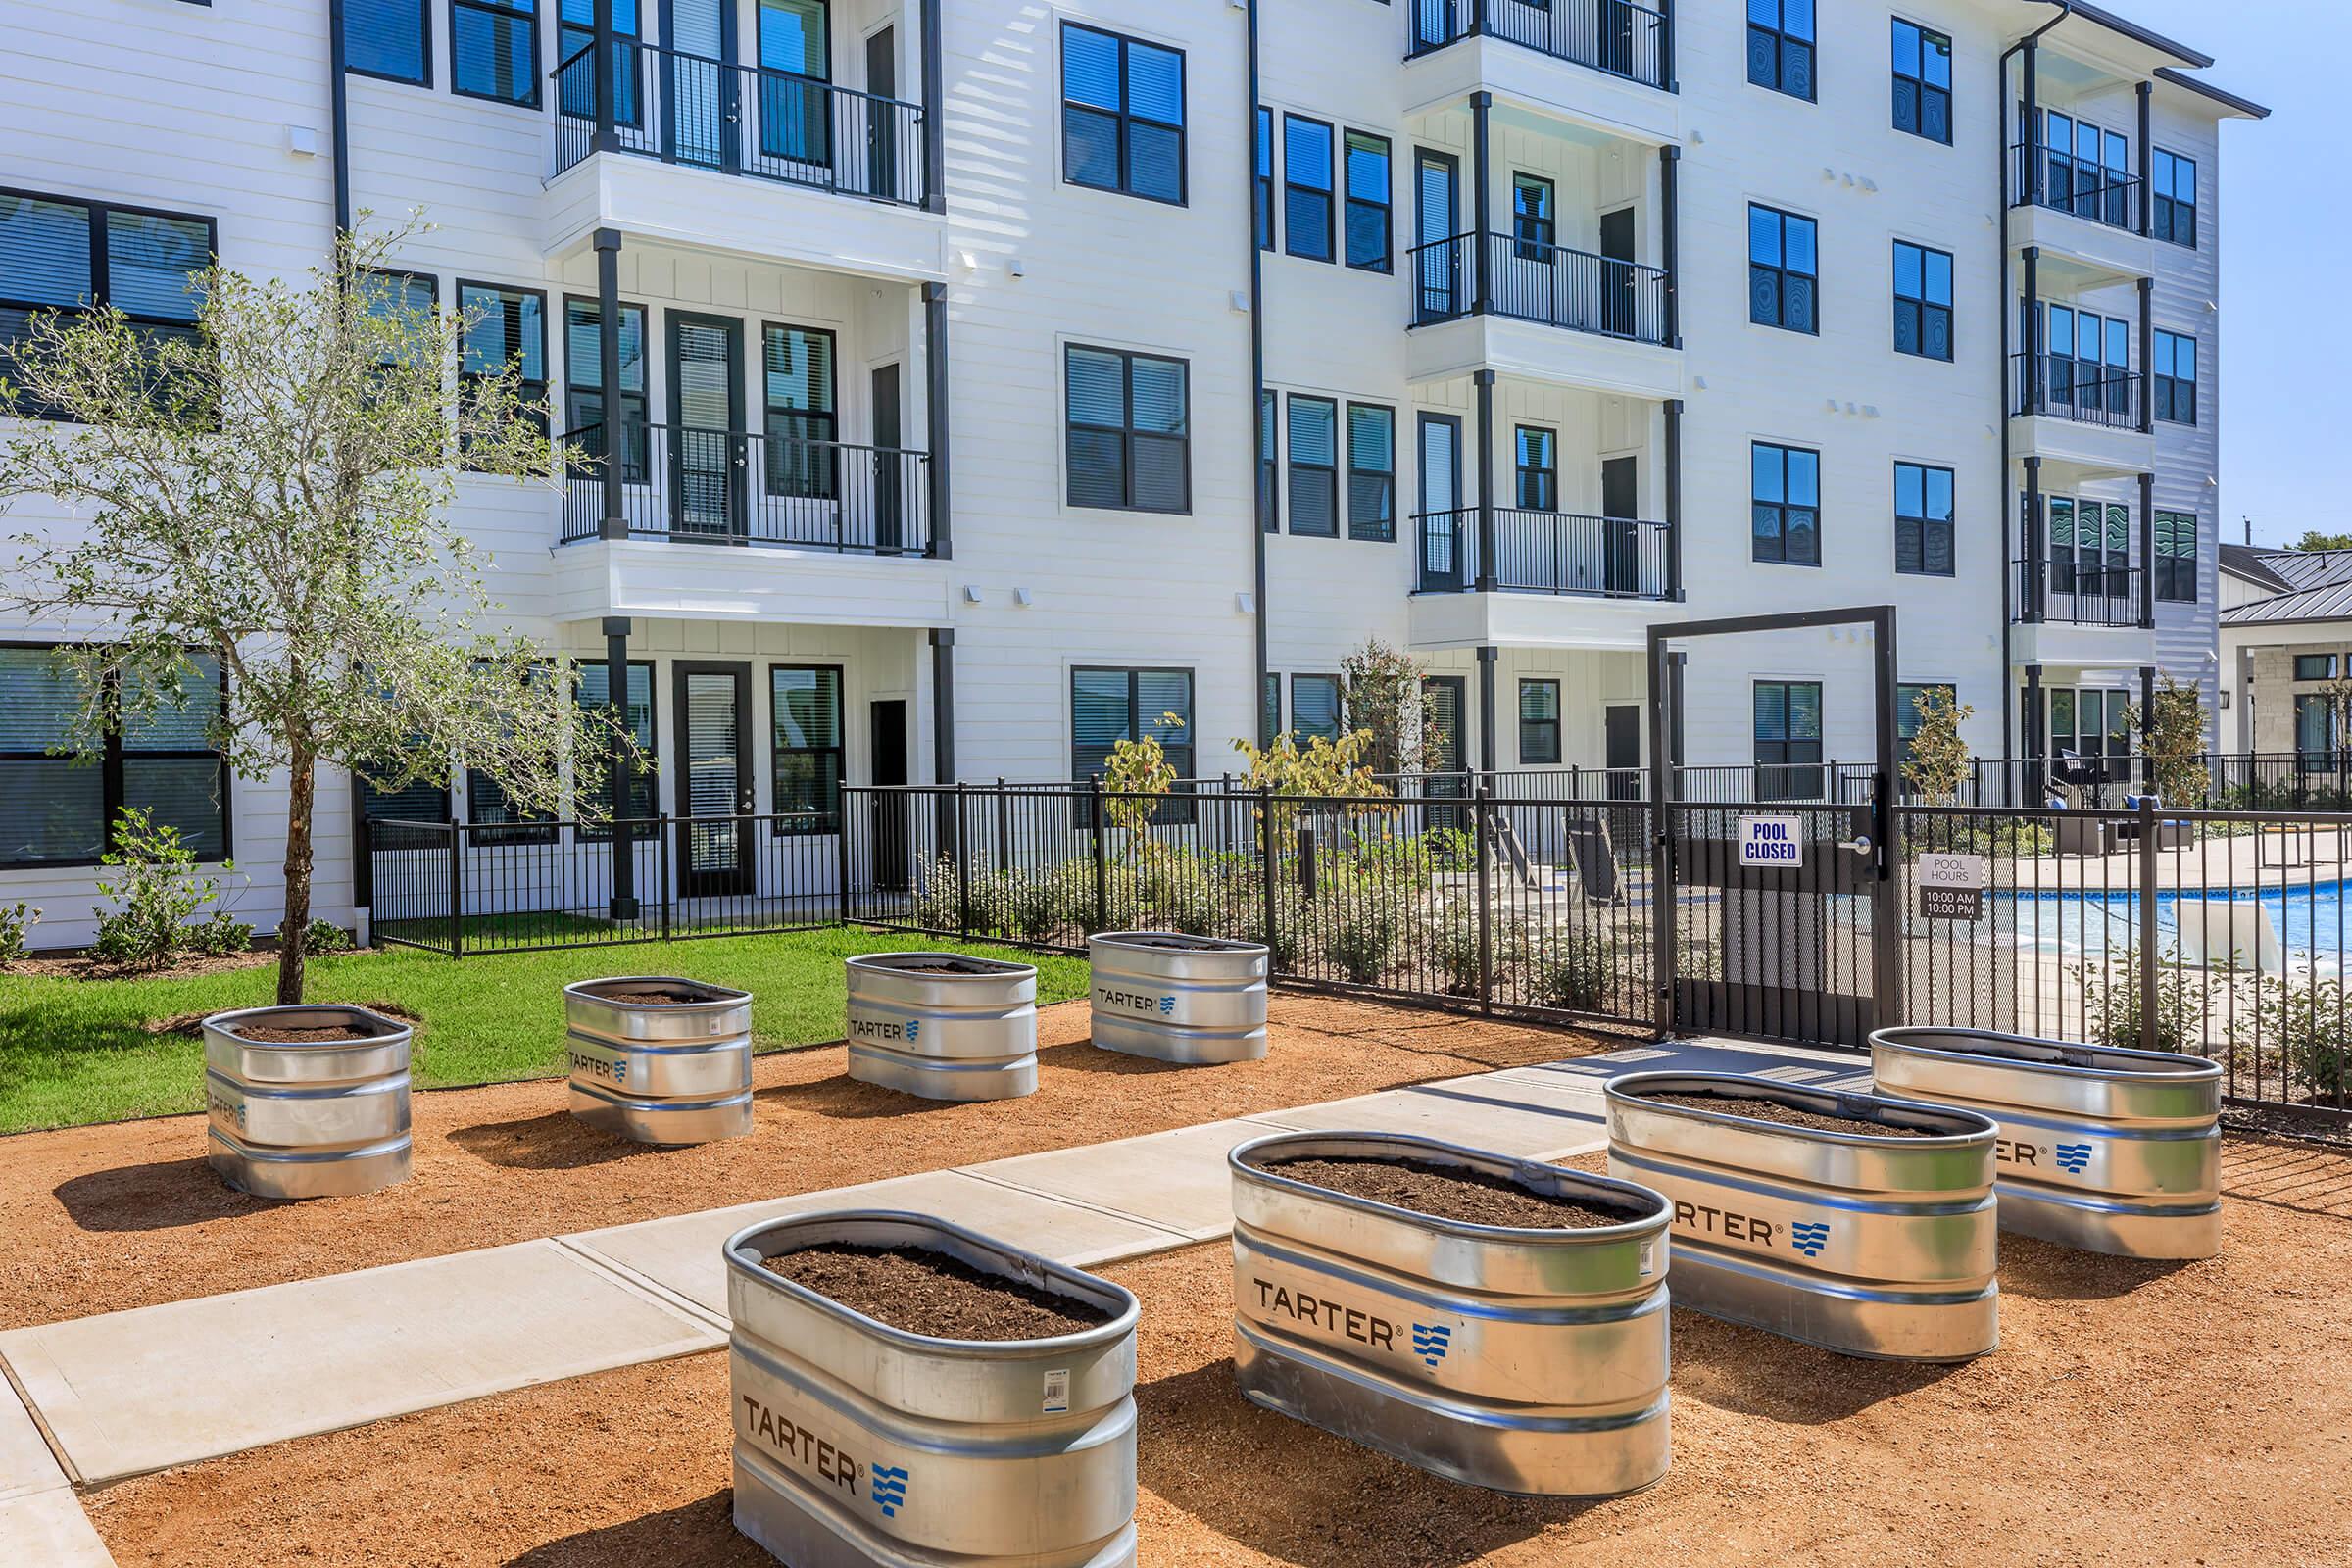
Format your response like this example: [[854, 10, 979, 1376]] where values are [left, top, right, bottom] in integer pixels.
[[1474, 776, 1494, 1015], [446, 818, 465, 958], [956, 782, 972, 938], [2137, 795, 2159, 1051], [1259, 785, 1280, 971], [994, 777, 1010, 871], [659, 816, 673, 944], [1092, 775, 1110, 933], [835, 789, 853, 926]]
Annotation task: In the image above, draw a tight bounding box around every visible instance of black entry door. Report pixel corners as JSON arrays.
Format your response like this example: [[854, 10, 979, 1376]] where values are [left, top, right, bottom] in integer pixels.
[[869, 698, 910, 891], [1599, 206, 1637, 336], [662, 0, 738, 171], [864, 25, 898, 197], [871, 362, 904, 553], [1422, 674, 1467, 831], [1417, 414, 1463, 591], [667, 313, 746, 539], [674, 662, 755, 897], [1601, 454, 1639, 595], [1604, 705, 1641, 797], [1414, 149, 1461, 318]]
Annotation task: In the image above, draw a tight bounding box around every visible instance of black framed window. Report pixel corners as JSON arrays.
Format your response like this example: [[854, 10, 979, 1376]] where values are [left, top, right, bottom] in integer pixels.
[[2155, 511, 2198, 603], [452, 0, 539, 107], [456, 281, 547, 464], [2042, 111, 2133, 228], [1890, 18, 1951, 143], [1261, 672, 1281, 747], [562, 296, 647, 484], [577, 659, 655, 831], [1258, 388, 1278, 533], [1347, 402, 1395, 542], [2049, 687, 2129, 761], [1896, 682, 1955, 767], [467, 662, 557, 844], [1747, 0, 1815, 102], [1344, 130, 1392, 272], [1071, 666, 1195, 785], [347, 0, 431, 85], [763, 322, 838, 498], [0, 647, 229, 869], [361, 268, 437, 340], [1512, 173, 1554, 259], [1893, 240, 1952, 361], [2154, 330, 2196, 425], [1518, 679, 1561, 765], [2296, 694, 2336, 765], [1516, 425, 1557, 512], [1748, 204, 1817, 333], [1751, 441, 1821, 565], [2152, 148, 2197, 247], [2295, 654, 2336, 683], [1061, 23, 1186, 204], [0, 191, 214, 416], [1894, 461, 1954, 577], [1287, 393, 1338, 537], [558, 0, 640, 123], [1283, 115, 1335, 262], [1065, 344, 1190, 514], [1291, 674, 1343, 743], [1754, 680, 1824, 800], [771, 665, 844, 835], [1254, 107, 1274, 251]]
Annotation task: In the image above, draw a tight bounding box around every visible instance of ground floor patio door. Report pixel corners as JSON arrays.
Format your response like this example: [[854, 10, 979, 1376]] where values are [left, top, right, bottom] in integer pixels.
[[869, 698, 910, 891], [675, 662, 755, 897]]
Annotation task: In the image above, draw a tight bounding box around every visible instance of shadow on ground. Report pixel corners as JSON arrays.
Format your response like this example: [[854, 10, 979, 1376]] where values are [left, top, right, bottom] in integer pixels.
[[1993, 1235, 2192, 1301], [1668, 1313, 1961, 1423], [504, 1492, 768, 1566], [448, 1111, 664, 1172], [752, 1075, 965, 1119], [53, 1158, 270, 1233]]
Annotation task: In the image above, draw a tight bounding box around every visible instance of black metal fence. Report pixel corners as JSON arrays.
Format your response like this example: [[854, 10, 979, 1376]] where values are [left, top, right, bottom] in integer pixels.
[[558, 422, 933, 554], [1413, 507, 1673, 598], [1408, 232, 1673, 345], [1408, 0, 1671, 92]]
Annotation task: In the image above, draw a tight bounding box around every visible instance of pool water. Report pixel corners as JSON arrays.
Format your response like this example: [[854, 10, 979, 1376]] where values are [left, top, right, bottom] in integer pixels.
[[1997, 879, 2349, 967]]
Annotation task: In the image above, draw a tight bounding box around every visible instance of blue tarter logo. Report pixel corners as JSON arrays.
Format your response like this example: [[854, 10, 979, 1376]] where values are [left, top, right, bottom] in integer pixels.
[[612, 1060, 627, 1086], [1789, 1221, 1831, 1258], [1159, 996, 1176, 1015], [2054, 1142, 2093, 1174], [870, 1465, 910, 1517], [905, 1019, 920, 1043], [1409, 1323, 1452, 1369]]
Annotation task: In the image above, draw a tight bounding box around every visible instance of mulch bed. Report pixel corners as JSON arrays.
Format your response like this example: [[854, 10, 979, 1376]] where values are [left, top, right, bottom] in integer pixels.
[[5, 950, 278, 983], [1634, 1090, 1931, 1138], [1260, 1155, 1635, 1229], [761, 1243, 1111, 1340]]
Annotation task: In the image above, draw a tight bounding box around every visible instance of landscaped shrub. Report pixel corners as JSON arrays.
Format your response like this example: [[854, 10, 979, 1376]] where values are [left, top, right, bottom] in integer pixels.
[[188, 909, 256, 958], [2075, 951, 2210, 1054], [2236, 971, 2352, 1102], [1321, 887, 1402, 984], [1532, 923, 1619, 1013], [90, 808, 226, 971], [305, 918, 356, 954], [1432, 904, 1523, 998], [0, 902, 38, 967]]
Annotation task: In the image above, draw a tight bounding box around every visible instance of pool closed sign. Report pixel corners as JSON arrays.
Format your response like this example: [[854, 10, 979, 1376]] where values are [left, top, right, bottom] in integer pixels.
[[1737, 814, 1805, 869], [1917, 853, 1987, 921]]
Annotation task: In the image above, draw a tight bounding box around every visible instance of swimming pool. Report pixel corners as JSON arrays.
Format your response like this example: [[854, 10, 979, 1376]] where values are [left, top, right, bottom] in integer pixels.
[[1997, 879, 2347, 967]]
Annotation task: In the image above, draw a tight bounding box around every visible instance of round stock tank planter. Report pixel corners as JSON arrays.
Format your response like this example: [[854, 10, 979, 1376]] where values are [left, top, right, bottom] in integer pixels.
[[844, 953, 1039, 1102], [1869, 1026, 2223, 1260], [202, 1004, 413, 1200], [1604, 1071, 2000, 1363], [724, 1210, 1140, 1568], [563, 977, 755, 1145], [1229, 1130, 1674, 1497], [1086, 930, 1269, 1064]]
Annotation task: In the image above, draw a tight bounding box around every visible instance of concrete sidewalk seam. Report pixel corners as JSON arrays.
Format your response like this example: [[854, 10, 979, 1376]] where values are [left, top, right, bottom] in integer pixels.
[[547, 1237, 731, 1338], [949, 1168, 1206, 1257]]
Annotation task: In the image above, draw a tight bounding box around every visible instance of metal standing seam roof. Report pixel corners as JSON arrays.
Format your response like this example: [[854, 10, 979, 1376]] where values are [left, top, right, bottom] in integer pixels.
[[2221, 579, 2352, 628]]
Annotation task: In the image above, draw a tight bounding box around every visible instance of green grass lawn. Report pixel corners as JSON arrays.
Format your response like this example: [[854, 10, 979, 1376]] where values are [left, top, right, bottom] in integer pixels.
[[0, 928, 1087, 1136]]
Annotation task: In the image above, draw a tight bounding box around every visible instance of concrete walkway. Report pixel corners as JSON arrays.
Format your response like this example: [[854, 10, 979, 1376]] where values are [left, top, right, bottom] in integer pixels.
[[0, 1033, 1845, 1546]]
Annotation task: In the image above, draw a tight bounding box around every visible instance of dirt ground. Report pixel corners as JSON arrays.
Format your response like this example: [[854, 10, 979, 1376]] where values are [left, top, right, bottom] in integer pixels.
[[0, 994, 1618, 1329], [81, 1135, 2352, 1567]]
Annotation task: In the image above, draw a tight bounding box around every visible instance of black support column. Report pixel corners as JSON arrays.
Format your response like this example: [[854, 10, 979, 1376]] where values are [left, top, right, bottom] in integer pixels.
[[2137, 276, 2155, 434], [603, 616, 637, 919], [920, 0, 946, 213], [596, 227, 626, 541], [2021, 246, 2039, 414], [2023, 37, 2041, 204], [593, 0, 617, 152], [2023, 455, 2045, 621], [1477, 646, 1498, 773], [1660, 146, 1681, 347], [1471, 91, 1492, 315], [1473, 368, 1496, 592], [929, 628, 956, 785], [1663, 398, 1684, 599], [2138, 470, 2157, 628], [923, 282, 953, 559], [2024, 663, 2046, 804], [2136, 81, 2153, 236]]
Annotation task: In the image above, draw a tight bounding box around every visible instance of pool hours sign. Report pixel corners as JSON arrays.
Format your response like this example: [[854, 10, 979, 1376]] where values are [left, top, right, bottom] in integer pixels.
[[1917, 853, 1987, 921]]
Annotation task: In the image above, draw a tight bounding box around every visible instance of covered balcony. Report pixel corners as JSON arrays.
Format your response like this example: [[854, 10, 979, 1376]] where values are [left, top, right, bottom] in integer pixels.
[[559, 422, 932, 554], [1406, 0, 1673, 96], [1415, 505, 1670, 599]]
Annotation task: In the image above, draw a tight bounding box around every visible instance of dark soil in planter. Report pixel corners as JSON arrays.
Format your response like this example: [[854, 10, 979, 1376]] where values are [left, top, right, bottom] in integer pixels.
[[760, 1243, 1112, 1341], [1634, 1090, 1932, 1139], [1260, 1155, 1642, 1229], [593, 987, 715, 1005], [227, 1023, 381, 1044], [888, 958, 1004, 976]]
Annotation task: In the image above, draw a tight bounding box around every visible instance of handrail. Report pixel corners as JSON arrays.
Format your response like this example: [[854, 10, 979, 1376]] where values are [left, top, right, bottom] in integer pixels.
[[1414, 505, 1671, 598], [557, 418, 933, 554], [1406, 230, 1673, 345], [1406, 0, 1670, 92]]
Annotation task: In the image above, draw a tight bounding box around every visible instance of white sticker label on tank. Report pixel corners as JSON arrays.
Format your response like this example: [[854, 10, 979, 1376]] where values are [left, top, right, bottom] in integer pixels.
[[1043, 1368, 1070, 1414], [1640, 1238, 1657, 1274]]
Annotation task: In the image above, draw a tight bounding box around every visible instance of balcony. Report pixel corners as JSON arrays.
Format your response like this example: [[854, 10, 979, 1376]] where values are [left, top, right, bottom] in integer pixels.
[[1408, 0, 1671, 94], [1415, 505, 1671, 599], [2006, 141, 2153, 281], [2008, 143, 2139, 232], [2008, 353, 2153, 477], [2010, 559, 2156, 669], [1405, 232, 1681, 397], [559, 421, 933, 555]]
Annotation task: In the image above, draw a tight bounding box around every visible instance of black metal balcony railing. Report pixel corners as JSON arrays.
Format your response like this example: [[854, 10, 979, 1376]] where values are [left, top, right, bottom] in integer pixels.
[[552, 39, 928, 207], [560, 420, 933, 554], [1415, 506, 1671, 598], [1408, 0, 1670, 92], [2006, 142, 2140, 231], [1410, 232, 1673, 346], [2012, 559, 2150, 628], [2010, 353, 2144, 429]]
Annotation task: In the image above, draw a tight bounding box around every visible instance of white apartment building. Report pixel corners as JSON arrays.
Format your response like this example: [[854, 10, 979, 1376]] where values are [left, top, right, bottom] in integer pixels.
[[0, 0, 2264, 946]]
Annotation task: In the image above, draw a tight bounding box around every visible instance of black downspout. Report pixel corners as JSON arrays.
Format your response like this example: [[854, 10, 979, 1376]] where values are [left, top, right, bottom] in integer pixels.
[[1663, 398, 1683, 600], [1471, 91, 1492, 315], [1247, 0, 1268, 743], [604, 616, 637, 919], [596, 228, 626, 541], [921, 0, 946, 214], [327, 0, 352, 236], [1660, 146, 1681, 348], [923, 282, 953, 559]]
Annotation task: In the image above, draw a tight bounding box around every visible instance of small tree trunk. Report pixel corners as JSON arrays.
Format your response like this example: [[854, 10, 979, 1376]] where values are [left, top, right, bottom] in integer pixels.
[[276, 748, 316, 1006]]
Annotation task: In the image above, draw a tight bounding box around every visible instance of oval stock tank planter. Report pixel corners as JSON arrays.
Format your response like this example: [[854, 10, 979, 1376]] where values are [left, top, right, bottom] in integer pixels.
[[1869, 1026, 2223, 1260], [563, 977, 755, 1145], [724, 1210, 1140, 1568], [844, 953, 1039, 1102], [1087, 931, 1270, 1064], [1605, 1071, 1999, 1363], [1229, 1131, 1674, 1497], [203, 1004, 413, 1200]]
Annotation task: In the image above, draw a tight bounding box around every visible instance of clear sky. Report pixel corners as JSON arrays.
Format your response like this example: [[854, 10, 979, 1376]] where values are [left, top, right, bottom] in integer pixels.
[[2118, 0, 2343, 550]]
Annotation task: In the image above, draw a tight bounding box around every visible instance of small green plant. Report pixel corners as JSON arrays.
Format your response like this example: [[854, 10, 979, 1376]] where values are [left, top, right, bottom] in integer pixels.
[[188, 909, 256, 958], [1533, 924, 1618, 1012], [1899, 686, 1974, 806], [2235, 971, 2352, 1102], [1100, 714, 1184, 854], [1320, 886, 1402, 985], [0, 901, 39, 966], [305, 918, 355, 954], [2075, 951, 2209, 1054], [89, 808, 226, 971], [2127, 675, 2212, 806]]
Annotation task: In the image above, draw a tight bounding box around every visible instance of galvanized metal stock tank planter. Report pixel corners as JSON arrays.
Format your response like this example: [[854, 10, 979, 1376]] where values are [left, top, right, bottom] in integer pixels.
[[203, 1004, 413, 1200], [563, 976, 755, 1144], [1605, 1071, 2000, 1362], [1087, 930, 1269, 1064], [1869, 1025, 2223, 1259], [724, 1210, 1140, 1568], [844, 953, 1040, 1101], [1229, 1130, 1675, 1496]]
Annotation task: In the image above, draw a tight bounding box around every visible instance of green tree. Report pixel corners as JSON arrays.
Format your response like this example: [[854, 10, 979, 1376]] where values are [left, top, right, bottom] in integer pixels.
[[0, 219, 638, 1004], [2290, 531, 2352, 553], [2127, 675, 2210, 806], [1899, 687, 1974, 806], [1339, 637, 1446, 776]]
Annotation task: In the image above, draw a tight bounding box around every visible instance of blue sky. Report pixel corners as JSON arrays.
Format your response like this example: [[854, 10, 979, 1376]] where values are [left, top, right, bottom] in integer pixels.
[[2118, 0, 2338, 549]]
